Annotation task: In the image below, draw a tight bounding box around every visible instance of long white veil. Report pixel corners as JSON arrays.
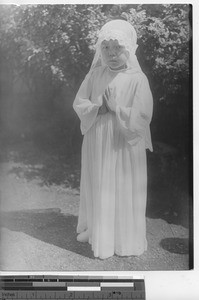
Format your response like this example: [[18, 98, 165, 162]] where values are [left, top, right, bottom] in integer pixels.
[[90, 19, 142, 73]]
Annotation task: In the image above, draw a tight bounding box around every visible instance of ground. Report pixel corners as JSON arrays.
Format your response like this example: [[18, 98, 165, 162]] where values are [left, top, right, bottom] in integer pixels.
[[0, 138, 190, 271]]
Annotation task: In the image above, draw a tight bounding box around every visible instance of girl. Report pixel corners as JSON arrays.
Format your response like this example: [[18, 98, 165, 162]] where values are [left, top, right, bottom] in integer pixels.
[[73, 19, 153, 259]]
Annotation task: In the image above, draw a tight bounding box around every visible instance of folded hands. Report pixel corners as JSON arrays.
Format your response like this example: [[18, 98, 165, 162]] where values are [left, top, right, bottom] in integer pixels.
[[98, 87, 117, 115]]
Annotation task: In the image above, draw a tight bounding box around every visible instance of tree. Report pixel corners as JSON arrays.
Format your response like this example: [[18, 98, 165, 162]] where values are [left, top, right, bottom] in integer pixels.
[[0, 4, 191, 151]]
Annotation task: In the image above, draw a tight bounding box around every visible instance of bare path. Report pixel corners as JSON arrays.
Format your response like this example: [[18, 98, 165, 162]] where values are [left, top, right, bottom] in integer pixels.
[[0, 159, 189, 271]]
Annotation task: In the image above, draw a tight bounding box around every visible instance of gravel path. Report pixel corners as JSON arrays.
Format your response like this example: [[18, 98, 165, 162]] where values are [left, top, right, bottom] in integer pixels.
[[0, 161, 189, 271]]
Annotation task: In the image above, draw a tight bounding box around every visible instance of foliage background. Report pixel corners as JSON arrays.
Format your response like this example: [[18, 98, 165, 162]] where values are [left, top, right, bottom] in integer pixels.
[[0, 4, 192, 230]]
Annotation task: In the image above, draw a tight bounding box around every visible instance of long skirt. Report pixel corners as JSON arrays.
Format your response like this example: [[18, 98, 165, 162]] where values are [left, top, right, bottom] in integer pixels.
[[77, 113, 147, 259]]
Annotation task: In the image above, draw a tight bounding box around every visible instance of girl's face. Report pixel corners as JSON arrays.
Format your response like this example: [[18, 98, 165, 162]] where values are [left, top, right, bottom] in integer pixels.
[[100, 39, 129, 70]]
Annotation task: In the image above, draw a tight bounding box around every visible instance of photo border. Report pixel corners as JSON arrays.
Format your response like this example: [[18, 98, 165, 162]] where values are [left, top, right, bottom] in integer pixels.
[[0, 0, 198, 299]]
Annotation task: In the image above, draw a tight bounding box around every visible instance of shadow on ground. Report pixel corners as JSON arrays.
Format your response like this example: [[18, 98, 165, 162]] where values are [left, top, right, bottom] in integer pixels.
[[1, 138, 192, 229], [160, 238, 189, 255], [0, 208, 94, 259]]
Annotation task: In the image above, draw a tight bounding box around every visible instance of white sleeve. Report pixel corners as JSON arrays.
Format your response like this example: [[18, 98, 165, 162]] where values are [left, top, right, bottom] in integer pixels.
[[73, 71, 102, 135], [115, 74, 153, 147]]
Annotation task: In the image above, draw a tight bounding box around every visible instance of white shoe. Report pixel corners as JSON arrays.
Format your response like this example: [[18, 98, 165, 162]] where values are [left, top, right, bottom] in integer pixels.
[[77, 230, 89, 243]]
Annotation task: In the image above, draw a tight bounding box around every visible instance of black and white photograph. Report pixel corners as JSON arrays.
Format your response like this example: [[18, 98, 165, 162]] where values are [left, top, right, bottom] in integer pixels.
[[0, 3, 193, 272]]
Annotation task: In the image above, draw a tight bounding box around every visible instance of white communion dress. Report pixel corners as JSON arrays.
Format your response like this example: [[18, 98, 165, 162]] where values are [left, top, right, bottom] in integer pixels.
[[73, 65, 153, 259]]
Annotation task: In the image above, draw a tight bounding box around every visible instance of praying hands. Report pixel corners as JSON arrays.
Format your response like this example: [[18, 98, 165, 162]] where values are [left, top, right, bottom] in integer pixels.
[[98, 97, 109, 115], [103, 87, 117, 113], [97, 87, 117, 115]]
